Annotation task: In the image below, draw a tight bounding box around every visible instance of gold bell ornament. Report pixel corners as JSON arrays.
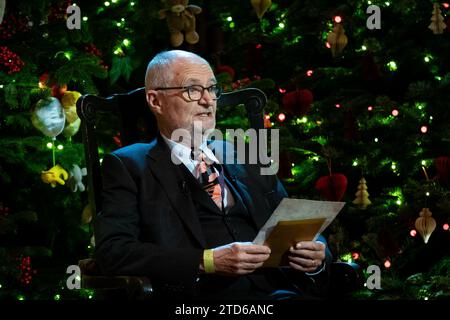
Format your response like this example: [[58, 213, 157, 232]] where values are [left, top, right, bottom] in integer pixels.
[[415, 208, 436, 244]]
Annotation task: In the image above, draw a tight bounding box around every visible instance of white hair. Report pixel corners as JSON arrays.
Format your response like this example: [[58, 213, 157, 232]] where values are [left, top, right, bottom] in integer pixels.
[[144, 50, 211, 91]]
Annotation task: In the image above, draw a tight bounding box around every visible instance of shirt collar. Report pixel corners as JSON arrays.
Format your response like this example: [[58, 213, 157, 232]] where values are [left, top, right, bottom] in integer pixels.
[[161, 133, 220, 172]]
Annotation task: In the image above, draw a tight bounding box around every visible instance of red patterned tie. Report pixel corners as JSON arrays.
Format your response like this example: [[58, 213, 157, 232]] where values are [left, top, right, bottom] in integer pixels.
[[195, 152, 223, 210]]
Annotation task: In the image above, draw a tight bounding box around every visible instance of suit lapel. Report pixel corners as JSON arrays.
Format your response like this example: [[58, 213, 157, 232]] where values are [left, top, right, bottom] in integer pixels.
[[146, 135, 206, 248]]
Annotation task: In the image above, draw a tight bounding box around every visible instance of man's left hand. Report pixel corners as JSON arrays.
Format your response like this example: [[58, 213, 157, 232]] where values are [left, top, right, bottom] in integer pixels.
[[288, 241, 326, 273]]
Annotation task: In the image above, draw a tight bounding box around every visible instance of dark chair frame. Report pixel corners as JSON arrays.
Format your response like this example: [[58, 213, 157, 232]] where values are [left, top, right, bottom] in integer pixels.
[[76, 87, 362, 299]]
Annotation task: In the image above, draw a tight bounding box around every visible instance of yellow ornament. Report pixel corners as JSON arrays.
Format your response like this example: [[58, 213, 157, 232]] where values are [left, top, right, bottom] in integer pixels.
[[352, 177, 372, 209], [41, 164, 69, 188], [327, 23, 348, 57], [251, 0, 272, 20], [428, 3, 447, 34], [415, 208, 436, 244], [61, 91, 82, 109]]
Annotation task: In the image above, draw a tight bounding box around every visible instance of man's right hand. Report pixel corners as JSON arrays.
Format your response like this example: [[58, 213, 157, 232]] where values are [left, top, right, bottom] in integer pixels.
[[211, 242, 271, 276]]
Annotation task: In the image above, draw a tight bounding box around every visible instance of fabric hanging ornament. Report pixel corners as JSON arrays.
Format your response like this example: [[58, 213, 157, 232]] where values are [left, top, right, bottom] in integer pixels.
[[315, 157, 347, 201], [415, 208, 436, 244], [282, 89, 313, 116], [352, 177, 371, 208], [251, 0, 272, 20], [158, 0, 202, 47], [327, 23, 348, 57], [429, 3, 446, 34], [41, 164, 69, 188], [31, 97, 66, 138]]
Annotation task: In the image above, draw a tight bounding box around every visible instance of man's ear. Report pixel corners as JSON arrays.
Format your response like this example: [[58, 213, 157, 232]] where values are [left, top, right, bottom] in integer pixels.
[[146, 90, 163, 115]]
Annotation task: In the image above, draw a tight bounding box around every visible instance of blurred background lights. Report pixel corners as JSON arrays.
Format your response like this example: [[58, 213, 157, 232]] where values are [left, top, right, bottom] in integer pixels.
[[334, 16, 342, 23]]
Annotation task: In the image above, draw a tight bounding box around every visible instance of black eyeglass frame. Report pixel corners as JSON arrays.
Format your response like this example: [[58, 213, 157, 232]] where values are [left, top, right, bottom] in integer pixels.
[[154, 84, 222, 101]]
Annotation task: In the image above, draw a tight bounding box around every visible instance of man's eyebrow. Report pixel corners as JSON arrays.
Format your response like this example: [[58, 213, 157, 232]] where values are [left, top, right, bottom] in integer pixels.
[[183, 78, 217, 85]]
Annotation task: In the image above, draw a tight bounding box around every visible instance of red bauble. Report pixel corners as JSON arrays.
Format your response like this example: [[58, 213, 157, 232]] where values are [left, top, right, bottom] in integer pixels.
[[315, 173, 348, 201], [51, 84, 67, 100], [282, 89, 313, 116], [216, 65, 235, 81], [435, 156, 450, 186]]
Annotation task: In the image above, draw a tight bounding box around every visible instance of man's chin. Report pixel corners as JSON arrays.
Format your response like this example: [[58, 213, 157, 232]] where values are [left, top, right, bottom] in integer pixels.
[[192, 119, 215, 133]]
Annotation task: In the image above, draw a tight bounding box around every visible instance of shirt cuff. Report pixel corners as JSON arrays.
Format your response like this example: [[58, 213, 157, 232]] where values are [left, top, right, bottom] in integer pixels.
[[305, 261, 326, 276]]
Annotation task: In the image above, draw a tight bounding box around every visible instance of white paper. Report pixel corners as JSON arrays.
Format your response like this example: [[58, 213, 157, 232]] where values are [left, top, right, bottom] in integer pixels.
[[253, 198, 345, 245]]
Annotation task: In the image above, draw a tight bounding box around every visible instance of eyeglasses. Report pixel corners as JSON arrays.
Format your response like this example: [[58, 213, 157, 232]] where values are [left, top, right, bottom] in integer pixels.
[[154, 84, 222, 102]]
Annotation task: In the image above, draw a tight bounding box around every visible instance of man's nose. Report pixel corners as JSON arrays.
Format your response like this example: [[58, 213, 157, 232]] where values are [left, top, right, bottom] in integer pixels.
[[198, 89, 215, 107]]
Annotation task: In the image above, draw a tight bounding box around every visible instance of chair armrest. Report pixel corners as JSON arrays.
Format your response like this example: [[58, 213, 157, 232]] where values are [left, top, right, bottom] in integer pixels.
[[78, 258, 153, 300], [330, 261, 364, 296]]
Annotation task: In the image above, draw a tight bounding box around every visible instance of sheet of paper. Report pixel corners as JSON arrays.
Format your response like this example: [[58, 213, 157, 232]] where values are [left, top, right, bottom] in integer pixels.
[[253, 198, 345, 245]]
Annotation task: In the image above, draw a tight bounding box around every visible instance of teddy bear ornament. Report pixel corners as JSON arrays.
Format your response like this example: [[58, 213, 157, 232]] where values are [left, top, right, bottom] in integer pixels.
[[159, 0, 202, 47]]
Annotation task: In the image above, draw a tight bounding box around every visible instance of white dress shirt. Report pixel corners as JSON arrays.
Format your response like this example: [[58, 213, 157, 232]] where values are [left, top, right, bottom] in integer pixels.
[[161, 135, 235, 210]]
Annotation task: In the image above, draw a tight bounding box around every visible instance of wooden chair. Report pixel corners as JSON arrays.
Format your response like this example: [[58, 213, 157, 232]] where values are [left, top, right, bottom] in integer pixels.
[[76, 87, 362, 299]]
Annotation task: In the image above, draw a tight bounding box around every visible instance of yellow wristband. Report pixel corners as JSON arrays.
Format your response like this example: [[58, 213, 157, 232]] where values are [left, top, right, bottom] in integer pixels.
[[203, 249, 215, 274]]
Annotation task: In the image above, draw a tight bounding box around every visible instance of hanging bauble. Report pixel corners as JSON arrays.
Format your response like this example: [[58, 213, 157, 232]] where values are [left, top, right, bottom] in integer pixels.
[[352, 177, 372, 208], [415, 208, 436, 244], [251, 0, 272, 20], [61, 90, 81, 107], [327, 23, 348, 57], [61, 91, 82, 123], [51, 84, 67, 100], [62, 117, 81, 138], [282, 89, 313, 116], [31, 97, 66, 137], [315, 173, 348, 201], [428, 3, 446, 34], [434, 156, 450, 187]]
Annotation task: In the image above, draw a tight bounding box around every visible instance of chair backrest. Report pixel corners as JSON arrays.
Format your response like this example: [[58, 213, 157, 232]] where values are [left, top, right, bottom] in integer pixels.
[[76, 87, 267, 216]]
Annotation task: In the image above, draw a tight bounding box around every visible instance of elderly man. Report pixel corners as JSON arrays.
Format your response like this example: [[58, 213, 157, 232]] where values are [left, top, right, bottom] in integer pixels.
[[94, 50, 329, 299]]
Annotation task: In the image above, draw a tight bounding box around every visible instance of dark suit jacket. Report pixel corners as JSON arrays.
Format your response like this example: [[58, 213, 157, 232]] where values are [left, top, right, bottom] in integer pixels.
[[94, 135, 292, 296]]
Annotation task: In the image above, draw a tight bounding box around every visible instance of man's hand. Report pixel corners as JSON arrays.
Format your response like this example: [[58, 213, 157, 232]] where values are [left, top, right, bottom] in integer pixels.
[[288, 241, 326, 273], [212, 242, 271, 276]]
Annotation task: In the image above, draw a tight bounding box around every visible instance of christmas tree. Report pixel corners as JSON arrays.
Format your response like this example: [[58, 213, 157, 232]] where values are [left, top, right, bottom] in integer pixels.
[[1, 0, 449, 300]]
